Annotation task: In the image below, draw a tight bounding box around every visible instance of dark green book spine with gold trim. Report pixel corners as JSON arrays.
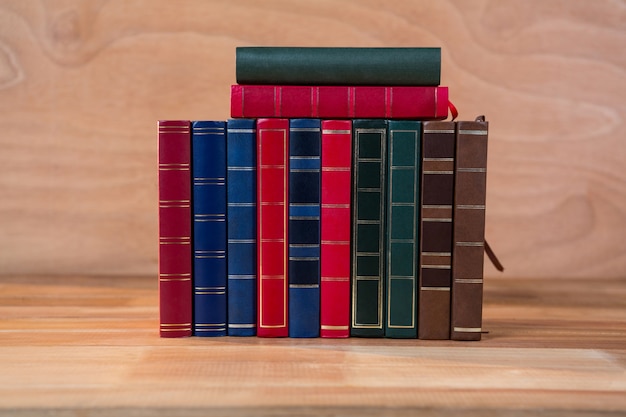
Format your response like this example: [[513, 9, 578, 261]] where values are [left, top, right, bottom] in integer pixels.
[[385, 121, 421, 338], [351, 119, 387, 337]]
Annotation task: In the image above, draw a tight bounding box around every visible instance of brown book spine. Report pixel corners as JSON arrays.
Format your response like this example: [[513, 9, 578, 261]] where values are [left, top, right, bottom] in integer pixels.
[[418, 121, 456, 340], [451, 117, 489, 341]]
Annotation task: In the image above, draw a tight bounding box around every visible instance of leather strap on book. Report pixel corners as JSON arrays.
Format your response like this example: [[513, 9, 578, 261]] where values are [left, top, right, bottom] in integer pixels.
[[484, 240, 504, 272], [448, 101, 458, 121]]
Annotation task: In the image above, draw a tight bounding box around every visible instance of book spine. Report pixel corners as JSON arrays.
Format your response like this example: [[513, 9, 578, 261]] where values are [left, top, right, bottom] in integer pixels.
[[385, 120, 421, 339], [257, 118, 289, 337], [351, 119, 387, 337], [230, 85, 448, 120], [158, 120, 192, 338], [288, 119, 321, 338], [418, 121, 456, 340], [320, 120, 352, 338], [236, 47, 441, 86], [451, 118, 489, 341], [226, 119, 257, 336], [192, 121, 227, 336]]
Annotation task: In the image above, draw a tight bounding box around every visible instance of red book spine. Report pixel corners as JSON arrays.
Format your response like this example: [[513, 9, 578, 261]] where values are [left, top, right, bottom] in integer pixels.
[[231, 85, 448, 120], [257, 118, 289, 337], [320, 120, 352, 338], [158, 120, 192, 337]]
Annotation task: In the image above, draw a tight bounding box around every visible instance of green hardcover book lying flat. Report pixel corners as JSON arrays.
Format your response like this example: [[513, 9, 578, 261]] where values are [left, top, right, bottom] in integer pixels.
[[236, 47, 441, 86]]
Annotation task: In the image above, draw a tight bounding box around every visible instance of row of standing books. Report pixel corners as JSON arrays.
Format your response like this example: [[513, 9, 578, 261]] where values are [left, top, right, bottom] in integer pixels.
[[158, 46, 492, 341], [158, 116, 489, 340]]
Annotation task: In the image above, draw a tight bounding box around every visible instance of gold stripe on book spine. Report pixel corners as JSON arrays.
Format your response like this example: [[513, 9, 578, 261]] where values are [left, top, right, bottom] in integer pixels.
[[158, 129, 190, 133], [321, 203, 350, 208], [458, 130, 488, 135], [456, 241, 484, 247], [423, 129, 455, 134], [455, 279, 483, 284], [321, 325, 349, 330], [159, 237, 191, 245], [321, 277, 350, 282], [421, 252, 451, 267], [159, 274, 191, 282], [454, 327, 482, 332], [458, 168, 486, 173], [322, 130, 351, 135]]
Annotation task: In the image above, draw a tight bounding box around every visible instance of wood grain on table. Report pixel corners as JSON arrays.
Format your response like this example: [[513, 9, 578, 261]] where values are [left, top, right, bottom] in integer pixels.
[[0, 275, 624, 416], [0, 0, 624, 279]]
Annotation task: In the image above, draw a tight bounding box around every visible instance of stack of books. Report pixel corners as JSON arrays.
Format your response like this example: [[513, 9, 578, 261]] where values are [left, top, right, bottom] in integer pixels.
[[158, 47, 491, 341]]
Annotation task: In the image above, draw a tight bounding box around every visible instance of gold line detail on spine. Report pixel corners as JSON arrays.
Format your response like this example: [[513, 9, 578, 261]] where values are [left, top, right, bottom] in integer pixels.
[[456, 242, 484, 247], [424, 129, 455, 134], [454, 327, 482, 332], [458, 130, 487, 135], [321, 277, 350, 282], [454, 279, 483, 284], [322, 130, 351, 135], [458, 168, 486, 173], [321, 325, 349, 330]]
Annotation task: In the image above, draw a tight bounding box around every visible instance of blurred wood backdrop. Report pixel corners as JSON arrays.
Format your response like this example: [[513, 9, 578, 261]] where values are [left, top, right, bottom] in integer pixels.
[[0, 0, 624, 279]]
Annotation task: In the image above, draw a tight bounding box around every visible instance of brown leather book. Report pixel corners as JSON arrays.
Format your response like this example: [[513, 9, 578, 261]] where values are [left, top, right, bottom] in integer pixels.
[[451, 117, 489, 341], [418, 121, 456, 340]]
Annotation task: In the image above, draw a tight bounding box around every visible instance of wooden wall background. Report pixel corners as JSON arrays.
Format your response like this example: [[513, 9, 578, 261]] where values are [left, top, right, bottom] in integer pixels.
[[0, 0, 624, 279]]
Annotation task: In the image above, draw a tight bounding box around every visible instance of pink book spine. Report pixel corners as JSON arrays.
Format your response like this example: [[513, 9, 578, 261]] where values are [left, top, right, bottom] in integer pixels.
[[231, 85, 448, 120], [320, 120, 352, 338], [256, 118, 289, 337]]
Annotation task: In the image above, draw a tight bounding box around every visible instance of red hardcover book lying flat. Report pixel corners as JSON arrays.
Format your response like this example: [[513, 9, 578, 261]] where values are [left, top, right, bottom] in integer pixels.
[[320, 120, 352, 338], [231, 85, 449, 120], [257, 118, 289, 337], [158, 120, 192, 338]]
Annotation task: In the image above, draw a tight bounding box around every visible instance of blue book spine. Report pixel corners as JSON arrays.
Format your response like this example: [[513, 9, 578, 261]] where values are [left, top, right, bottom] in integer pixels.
[[192, 121, 227, 336], [288, 119, 321, 338], [226, 119, 257, 336]]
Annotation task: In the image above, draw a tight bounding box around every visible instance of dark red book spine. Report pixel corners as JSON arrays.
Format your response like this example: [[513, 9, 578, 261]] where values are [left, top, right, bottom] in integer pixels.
[[257, 118, 289, 337], [231, 85, 448, 120], [158, 120, 192, 338], [320, 120, 352, 338]]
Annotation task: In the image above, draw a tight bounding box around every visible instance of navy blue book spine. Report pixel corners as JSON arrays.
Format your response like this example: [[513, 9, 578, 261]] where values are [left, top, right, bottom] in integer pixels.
[[192, 121, 227, 336], [288, 119, 321, 338], [226, 119, 257, 336]]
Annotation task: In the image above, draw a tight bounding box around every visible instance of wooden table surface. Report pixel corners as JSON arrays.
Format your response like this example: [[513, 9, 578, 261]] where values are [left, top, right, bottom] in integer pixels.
[[0, 275, 624, 416]]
